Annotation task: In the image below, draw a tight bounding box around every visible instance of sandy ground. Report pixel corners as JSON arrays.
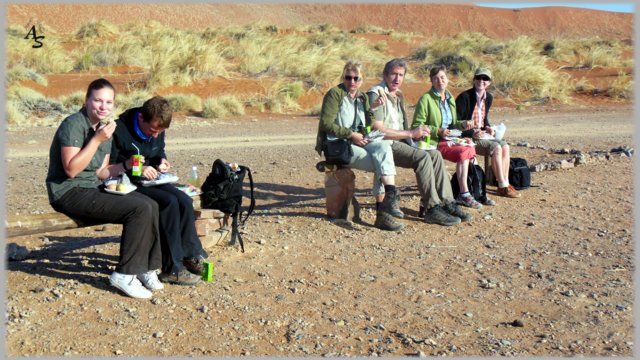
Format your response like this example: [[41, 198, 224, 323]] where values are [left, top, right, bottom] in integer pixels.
[[3, 104, 634, 356]]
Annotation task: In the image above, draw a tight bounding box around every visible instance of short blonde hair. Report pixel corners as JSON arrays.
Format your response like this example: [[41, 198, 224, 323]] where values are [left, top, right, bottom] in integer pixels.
[[341, 60, 363, 81]]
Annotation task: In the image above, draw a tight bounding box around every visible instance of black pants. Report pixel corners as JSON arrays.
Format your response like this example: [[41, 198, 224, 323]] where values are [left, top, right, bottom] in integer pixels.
[[135, 184, 206, 274], [51, 187, 162, 275]]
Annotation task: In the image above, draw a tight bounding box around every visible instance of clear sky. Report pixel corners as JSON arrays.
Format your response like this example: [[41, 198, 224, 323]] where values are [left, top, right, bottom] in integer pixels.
[[477, 3, 634, 13]]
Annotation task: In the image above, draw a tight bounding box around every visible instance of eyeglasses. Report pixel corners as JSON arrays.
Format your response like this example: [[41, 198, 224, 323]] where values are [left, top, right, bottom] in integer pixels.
[[344, 75, 361, 82], [475, 76, 491, 81]]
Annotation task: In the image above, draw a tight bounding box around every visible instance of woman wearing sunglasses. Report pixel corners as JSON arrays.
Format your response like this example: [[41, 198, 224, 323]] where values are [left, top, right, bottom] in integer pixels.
[[315, 60, 403, 231], [456, 68, 520, 199]]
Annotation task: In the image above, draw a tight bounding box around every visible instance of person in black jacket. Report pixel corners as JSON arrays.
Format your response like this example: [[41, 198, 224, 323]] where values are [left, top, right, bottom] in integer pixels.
[[455, 68, 521, 199], [111, 96, 206, 286]]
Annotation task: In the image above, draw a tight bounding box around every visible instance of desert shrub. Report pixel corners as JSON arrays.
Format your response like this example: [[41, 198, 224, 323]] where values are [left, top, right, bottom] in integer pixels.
[[280, 81, 306, 100], [223, 26, 385, 87], [165, 93, 203, 112], [6, 24, 28, 38], [608, 71, 633, 99], [350, 25, 390, 34], [547, 37, 628, 68], [390, 31, 416, 43], [492, 58, 571, 103], [305, 103, 322, 116], [579, 46, 619, 68], [6, 65, 48, 86], [373, 41, 388, 52], [6, 100, 26, 125], [573, 77, 596, 93], [6, 36, 74, 74], [73, 35, 146, 70], [6, 85, 67, 125], [143, 29, 228, 89], [412, 32, 495, 76], [202, 95, 245, 119], [432, 54, 477, 75], [74, 19, 119, 39], [114, 89, 153, 114], [410, 45, 429, 61], [58, 91, 86, 112]]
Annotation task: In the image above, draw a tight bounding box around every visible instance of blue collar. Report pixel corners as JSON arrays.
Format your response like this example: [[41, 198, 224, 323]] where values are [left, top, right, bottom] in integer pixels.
[[133, 111, 151, 141]]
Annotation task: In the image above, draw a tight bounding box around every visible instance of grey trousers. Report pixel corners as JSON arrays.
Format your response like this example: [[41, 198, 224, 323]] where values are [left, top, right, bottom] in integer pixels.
[[390, 141, 455, 209], [348, 140, 396, 196]]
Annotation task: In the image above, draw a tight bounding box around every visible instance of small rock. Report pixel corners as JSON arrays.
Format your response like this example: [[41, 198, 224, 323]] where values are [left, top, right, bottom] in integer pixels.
[[6, 243, 29, 261]]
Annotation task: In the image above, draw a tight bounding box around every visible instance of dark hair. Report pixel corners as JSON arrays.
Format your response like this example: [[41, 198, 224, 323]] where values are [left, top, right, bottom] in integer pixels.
[[85, 78, 115, 103], [429, 65, 447, 80], [141, 96, 172, 128], [383, 58, 408, 76]]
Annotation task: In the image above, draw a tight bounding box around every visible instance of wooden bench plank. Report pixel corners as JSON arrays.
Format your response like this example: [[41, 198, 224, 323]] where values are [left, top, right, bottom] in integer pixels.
[[5, 197, 225, 238]]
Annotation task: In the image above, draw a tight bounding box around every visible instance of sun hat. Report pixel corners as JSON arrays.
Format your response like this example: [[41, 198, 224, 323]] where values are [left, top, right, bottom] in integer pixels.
[[474, 68, 492, 80]]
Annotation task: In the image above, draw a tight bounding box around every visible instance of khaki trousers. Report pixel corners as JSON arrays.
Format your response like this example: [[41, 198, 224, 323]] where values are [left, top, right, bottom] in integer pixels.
[[390, 141, 455, 209]]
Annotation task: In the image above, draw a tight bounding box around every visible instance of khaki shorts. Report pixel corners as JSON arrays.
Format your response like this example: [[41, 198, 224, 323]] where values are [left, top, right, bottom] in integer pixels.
[[475, 138, 508, 157]]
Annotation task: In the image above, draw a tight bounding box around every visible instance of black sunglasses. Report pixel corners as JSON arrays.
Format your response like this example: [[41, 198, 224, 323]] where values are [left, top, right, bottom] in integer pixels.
[[475, 75, 491, 81], [344, 75, 361, 82]]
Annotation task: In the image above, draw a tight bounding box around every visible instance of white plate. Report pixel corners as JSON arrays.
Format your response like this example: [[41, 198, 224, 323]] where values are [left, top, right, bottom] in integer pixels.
[[140, 174, 179, 187], [176, 185, 202, 197], [104, 184, 137, 195], [448, 129, 462, 137]]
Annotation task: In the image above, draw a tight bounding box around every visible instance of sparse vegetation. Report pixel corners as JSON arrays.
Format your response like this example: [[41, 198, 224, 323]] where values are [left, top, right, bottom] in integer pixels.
[[4, 19, 632, 125], [608, 71, 633, 99], [202, 95, 245, 119], [165, 93, 204, 113]]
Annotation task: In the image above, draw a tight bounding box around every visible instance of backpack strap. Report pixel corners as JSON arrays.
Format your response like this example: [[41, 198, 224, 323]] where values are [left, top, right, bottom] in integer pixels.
[[227, 212, 245, 253], [239, 166, 255, 225]]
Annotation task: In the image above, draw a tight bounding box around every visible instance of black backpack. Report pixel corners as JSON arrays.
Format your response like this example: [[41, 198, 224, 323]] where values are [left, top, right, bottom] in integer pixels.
[[508, 157, 531, 190], [200, 159, 255, 252], [451, 161, 487, 203]]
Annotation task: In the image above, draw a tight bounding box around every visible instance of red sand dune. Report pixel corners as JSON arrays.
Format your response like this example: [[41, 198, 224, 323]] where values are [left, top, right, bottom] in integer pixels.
[[8, 3, 633, 40]]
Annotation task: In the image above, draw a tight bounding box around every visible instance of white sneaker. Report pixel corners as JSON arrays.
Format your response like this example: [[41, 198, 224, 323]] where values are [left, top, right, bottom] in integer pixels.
[[137, 270, 164, 290], [110, 272, 153, 299]]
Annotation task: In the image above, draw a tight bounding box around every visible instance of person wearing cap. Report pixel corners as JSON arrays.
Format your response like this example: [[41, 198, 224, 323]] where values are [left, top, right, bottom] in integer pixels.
[[456, 67, 521, 198]]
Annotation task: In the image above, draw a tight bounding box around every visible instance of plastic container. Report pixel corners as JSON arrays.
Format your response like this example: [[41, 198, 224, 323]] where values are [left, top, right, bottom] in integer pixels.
[[494, 123, 506, 141], [188, 166, 200, 188]]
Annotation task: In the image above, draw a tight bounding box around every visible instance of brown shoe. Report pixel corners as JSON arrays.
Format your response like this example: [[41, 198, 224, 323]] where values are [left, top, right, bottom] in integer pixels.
[[497, 185, 521, 198]]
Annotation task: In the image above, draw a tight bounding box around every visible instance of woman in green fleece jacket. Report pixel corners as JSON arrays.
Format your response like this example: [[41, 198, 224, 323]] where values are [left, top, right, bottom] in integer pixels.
[[315, 60, 403, 231], [412, 65, 482, 209]]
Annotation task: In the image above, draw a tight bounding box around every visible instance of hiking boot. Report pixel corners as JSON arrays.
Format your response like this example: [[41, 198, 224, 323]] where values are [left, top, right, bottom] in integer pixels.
[[110, 272, 152, 299], [137, 270, 164, 290], [184, 255, 206, 275], [374, 210, 405, 231], [375, 189, 404, 231], [443, 202, 473, 222], [388, 188, 404, 219], [456, 194, 483, 209], [497, 185, 521, 198], [424, 205, 461, 226], [159, 269, 202, 286]]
